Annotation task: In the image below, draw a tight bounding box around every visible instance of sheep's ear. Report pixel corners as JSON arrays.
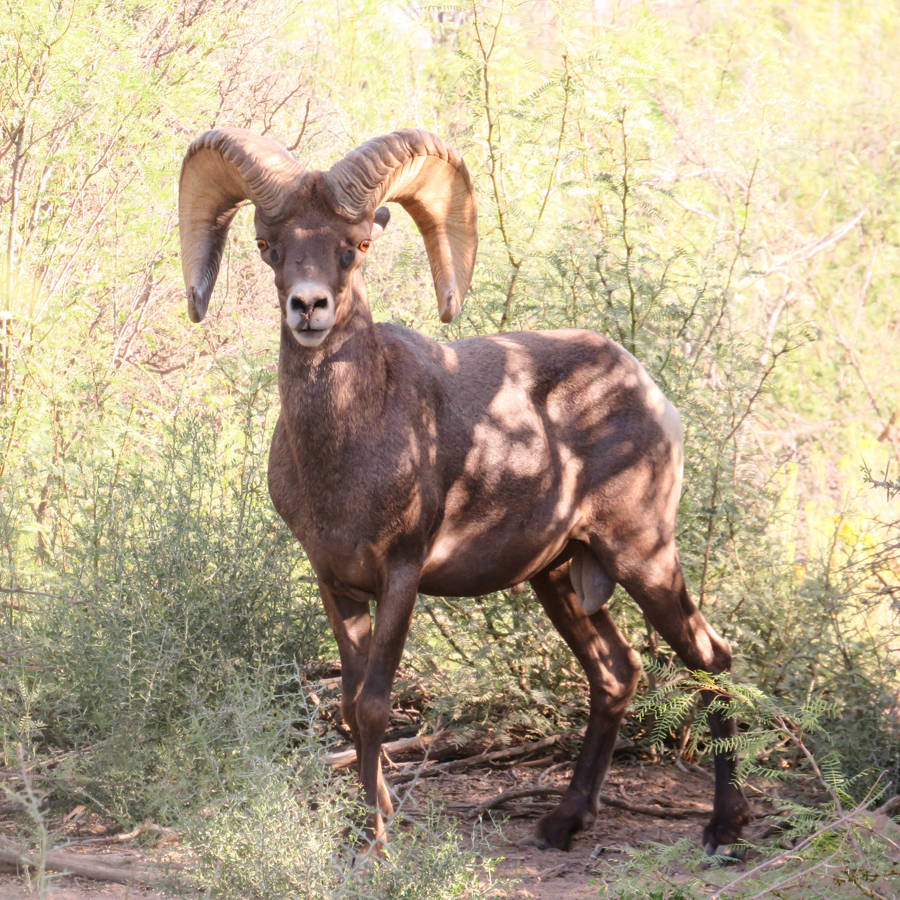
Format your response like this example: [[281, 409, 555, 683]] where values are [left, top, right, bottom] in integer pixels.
[[371, 206, 390, 241], [324, 130, 477, 324]]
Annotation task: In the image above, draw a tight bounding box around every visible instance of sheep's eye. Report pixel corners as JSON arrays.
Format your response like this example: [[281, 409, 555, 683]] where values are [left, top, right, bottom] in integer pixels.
[[358, 239, 371, 253], [256, 238, 269, 253]]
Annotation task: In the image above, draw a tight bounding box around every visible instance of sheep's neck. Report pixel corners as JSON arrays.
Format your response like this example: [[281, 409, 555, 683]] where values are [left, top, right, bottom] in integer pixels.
[[278, 299, 388, 453]]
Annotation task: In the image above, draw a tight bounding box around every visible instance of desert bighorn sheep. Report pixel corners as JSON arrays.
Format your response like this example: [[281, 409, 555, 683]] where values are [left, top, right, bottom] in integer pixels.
[[178, 127, 750, 852]]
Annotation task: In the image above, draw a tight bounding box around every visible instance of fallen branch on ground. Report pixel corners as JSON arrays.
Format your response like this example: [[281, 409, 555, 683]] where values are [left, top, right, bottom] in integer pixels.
[[72, 821, 179, 847], [0, 744, 97, 777], [0, 839, 163, 886], [467, 784, 713, 819], [600, 792, 712, 818], [537, 861, 569, 880], [468, 785, 564, 817], [326, 734, 444, 769], [390, 733, 574, 785]]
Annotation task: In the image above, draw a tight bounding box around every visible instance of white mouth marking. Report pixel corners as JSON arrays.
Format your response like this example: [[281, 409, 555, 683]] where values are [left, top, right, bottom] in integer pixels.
[[284, 280, 335, 347], [291, 327, 331, 347]]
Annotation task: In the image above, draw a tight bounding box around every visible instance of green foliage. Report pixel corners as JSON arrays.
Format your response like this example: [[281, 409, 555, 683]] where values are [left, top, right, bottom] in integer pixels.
[[597, 821, 900, 900], [1, 396, 334, 819], [359, 812, 502, 900], [188, 771, 348, 900], [597, 665, 900, 897], [178, 686, 499, 899], [177, 686, 352, 900], [404, 590, 585, 740]]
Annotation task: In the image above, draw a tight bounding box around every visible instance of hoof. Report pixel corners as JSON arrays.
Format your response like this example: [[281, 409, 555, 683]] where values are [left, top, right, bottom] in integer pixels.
[[536, 796, 592, 851], [703, 796, 751, 849], [536, 817, 576, 851]]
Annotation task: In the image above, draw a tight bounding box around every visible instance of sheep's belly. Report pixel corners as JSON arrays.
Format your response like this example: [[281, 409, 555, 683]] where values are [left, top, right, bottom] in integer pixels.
[[419, 516, 574, 597]]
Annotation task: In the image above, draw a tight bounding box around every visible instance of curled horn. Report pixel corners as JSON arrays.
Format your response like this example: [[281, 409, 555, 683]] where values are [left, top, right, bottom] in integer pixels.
[[178, 128, 304, 322], [323, 130, 477, 323]]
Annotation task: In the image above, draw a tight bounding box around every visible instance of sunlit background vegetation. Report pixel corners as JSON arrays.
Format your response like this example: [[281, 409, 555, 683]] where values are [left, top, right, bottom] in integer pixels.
[[2, 0, 898, 896]]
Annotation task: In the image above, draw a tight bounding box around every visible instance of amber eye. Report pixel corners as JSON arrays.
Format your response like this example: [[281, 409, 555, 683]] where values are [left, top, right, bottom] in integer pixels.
[[256, 238, 269, 252], [358, 239, 371, 253]]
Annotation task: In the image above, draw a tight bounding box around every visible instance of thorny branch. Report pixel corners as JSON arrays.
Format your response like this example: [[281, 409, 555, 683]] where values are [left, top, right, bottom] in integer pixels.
[[617, 106, 638, 355], [472, 0, 572, 330], [472, 0, 513, 264], [697, 319, 797, 608]]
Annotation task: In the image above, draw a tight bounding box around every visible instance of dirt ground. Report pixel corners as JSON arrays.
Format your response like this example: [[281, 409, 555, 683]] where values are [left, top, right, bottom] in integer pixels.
[[404, 758, 749, 899], [0, 758, 764, 898]]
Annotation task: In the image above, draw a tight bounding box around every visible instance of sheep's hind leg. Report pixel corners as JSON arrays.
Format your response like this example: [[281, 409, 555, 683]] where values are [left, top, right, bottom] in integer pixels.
[[530, 559, 641, 851], [606, 537, 751, 851]]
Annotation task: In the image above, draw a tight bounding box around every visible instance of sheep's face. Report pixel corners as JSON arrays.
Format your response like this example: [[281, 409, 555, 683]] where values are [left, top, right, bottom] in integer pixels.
[[254, 195, 390, 349]]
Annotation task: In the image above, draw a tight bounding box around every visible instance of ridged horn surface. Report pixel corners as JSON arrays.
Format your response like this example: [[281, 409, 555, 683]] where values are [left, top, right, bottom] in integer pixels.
[[178, 128, 304, 322], [324, 129, 477, 323]]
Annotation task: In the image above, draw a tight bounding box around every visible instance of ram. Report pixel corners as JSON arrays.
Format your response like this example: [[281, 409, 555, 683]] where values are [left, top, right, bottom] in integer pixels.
[[178, 127, 749, 853]]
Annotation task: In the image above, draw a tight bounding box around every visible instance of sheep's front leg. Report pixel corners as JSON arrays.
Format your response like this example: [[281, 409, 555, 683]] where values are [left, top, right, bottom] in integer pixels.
[[319, 583, 372, 772], [355, 566, 419, 846]]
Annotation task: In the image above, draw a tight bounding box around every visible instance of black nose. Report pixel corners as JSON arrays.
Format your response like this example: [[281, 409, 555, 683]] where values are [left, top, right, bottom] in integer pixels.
[[289, 296, 329, 314]]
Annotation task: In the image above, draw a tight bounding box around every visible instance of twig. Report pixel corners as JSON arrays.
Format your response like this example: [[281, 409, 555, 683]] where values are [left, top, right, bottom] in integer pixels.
[[674, 758, 714, 780], [537, 759, 573, 784], [833, 328, 887, 428], [617, 105, 638, 354], [0, 586, 72, 600], [111, 822, 178, 845], [285, 97, 311, 152], [518, 754, 555, 768], [468, 784, 563, 817], [302, 675, 341, 690], [771, 714, 862, 857], [0, 743, 96, 775], [761, 209, 865, 276], [602, 793, 710, 818], [498, 53, 572, 330], [422, 603, 473, 664], [472, 0, 513, 262], [537, 861, 569, 880], [390, 733, 570, 785]]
